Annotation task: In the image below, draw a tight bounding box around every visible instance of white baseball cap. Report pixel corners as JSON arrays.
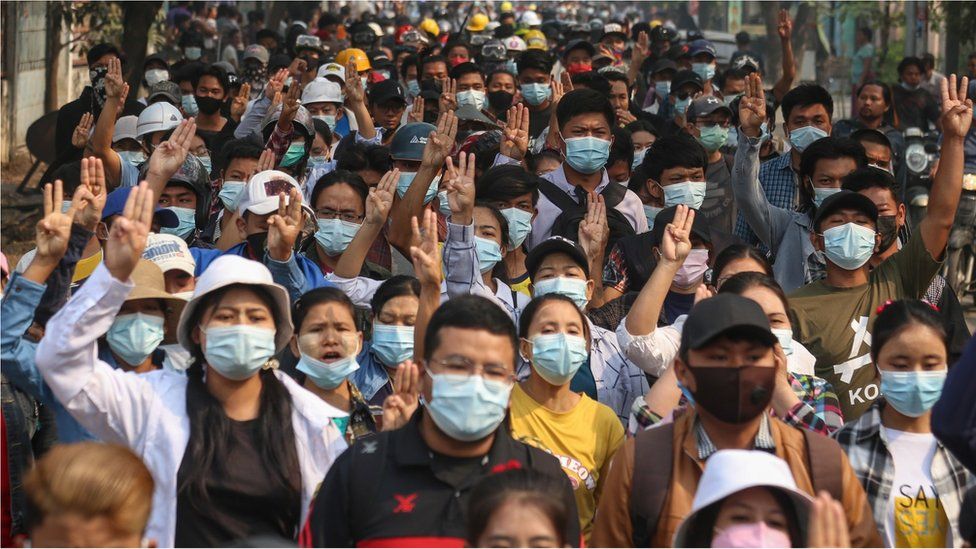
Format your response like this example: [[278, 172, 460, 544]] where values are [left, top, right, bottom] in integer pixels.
[[672, 450, 813, 547], [237, 170, 302, 216], [113, 115, 139, 143], [317, 62, 346, 83], [176, 255, 293, 353], [142, 232, 195, 276], [302, 78, 343, 105]]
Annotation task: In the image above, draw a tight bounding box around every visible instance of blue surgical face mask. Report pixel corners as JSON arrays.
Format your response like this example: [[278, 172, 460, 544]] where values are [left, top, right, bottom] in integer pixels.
[[725, 127, 739, 150], [281, 142, 307, 167], [371, 323, 415, 367], [184, 46, 202, 61], [297, 352, 360, 390], [697, 125, 729, 152], [118, 150, 147, 166], [655, 80, 671, 98], [674, 96, 691, 116], [106, 313, 166, 366], [771, 327, 794, 356], [314, 218, 361, 256], [692, 62, 716, 81], [437, 190, 452, 217], [308, 155, 329, 169], [821, 222, 877, 270], [643, 205, 663, 231], [313, 114, 337, 131], [662, 181, 707, 210], [475, 236, 503, 273], [218, 180, 246, 210], [533, 276, 589, 310], [181, 94, 199, 116], [203, 325, 277, 381], [396, 171, 440, 204], [632, 147, 648, 170], [530, 333, 588, 386], [425, 372, 512, 441], [520, 82, 551, 106], [563, 135, 611, 174], [457, 89, 486, 110], [501, 207, 532, 248], [407, 80, 421, 96], [161, 207, 197, 240], [759, 121, 772, 144], [812, 186, 841, 208], [880, 369, 946, 417], [788, 125, 828, 153]]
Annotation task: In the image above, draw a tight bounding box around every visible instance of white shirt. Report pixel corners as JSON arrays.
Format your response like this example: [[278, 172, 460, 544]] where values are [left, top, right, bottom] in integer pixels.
[[34, 264, 348, 547], [883, 427, 952, 548]]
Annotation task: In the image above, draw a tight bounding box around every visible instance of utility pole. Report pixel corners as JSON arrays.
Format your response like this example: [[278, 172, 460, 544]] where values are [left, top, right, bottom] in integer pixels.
[[904, 0, 916, 57]]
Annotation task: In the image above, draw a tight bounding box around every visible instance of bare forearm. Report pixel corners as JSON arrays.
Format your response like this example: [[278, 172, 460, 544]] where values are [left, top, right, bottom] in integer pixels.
[[93, 98, 122, 183], [389, 165, 438, 252], [625, 260, 680, 336], [773, 41, 796, 101], [412, 281, 441, 361], [920, 136, 964, 252], [335, 222, 382, 278], [23, 256, 59, 285], [351, 102, 375, 140]]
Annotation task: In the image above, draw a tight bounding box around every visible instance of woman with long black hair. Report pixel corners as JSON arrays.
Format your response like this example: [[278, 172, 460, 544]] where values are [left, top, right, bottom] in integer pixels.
[[35, 183, 347, 547]]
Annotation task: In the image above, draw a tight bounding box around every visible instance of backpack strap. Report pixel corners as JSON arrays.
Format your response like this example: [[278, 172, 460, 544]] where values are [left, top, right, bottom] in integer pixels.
[[630, 422, 675, 547], [802, 428, 844, 501], [538, 180, 582, 213], [599, 180, 628, 209]]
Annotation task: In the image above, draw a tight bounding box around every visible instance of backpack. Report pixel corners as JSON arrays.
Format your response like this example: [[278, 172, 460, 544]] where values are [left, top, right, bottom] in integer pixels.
[[538, 180, 636, 252], [629, 421, 844, 547]]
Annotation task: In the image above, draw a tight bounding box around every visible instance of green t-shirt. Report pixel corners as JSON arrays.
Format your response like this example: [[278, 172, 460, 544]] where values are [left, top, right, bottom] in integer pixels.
[[788, 231, 941, 421]]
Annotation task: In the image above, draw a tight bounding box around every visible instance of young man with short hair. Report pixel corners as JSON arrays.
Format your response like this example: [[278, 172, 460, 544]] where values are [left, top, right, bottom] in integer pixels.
[[303, 295, 580, 547], [516, 49, 556, 139], [592, 293, 882, 548]]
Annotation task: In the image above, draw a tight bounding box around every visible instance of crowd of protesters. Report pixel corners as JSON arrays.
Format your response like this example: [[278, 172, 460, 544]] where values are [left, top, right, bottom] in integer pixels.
[[3, 1, 976, 547]]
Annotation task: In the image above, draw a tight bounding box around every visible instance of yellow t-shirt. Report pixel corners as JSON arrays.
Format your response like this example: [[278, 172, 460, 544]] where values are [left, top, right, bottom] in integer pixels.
[[508, 383, 625, 542]]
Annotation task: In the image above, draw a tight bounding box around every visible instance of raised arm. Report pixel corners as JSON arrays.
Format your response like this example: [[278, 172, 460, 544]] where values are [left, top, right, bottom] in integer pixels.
[[410, 209, 442, 362], [144, 119, 196, 199], [35, 182, 164, 446], [627, 31, 649, 88], [578, 194, 609, 308], [772, 10, 796, 103], [734, 73, 794, 250], [90, 58, 129, 186], [624, 206, 694, 338], [388, 110, 457, 255], [344, 59, 376, 141], [235, 69, 285, 139], [919, 75, 972, 259]]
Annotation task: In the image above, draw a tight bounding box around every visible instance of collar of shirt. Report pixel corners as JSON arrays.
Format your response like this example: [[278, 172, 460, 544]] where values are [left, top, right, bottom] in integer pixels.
[[694, 413, 776, 460], [547, 163, 610, 201]]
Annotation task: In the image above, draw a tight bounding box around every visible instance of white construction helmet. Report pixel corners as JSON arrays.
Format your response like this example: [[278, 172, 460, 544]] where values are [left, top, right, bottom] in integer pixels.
[[521, 11, 542, 27], [503, 35, 527, 52], [136, 101, 184, 139]]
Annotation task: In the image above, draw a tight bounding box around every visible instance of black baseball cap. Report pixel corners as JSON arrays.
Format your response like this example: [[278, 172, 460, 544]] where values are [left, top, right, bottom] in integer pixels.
[[679, 293, 777, 356], [648, 206, 711, 247], [651, 59, 677, 75], [368, 79, 407, 106], [562, 39, 596, 60], [812, 190, 879, 232], [687, 95, 732, 120], [525, 236, 589, 279], [672, 69, 704, 93]]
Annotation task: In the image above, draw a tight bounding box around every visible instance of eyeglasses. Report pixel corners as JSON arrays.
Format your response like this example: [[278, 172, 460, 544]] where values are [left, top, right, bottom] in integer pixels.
[[316, 208, 365, 223], [427, 356, 516, 385], [694, 119, 731, 129]]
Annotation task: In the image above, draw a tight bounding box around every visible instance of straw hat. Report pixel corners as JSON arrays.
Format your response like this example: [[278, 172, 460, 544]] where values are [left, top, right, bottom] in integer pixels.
[[125, 260, 187, 344]]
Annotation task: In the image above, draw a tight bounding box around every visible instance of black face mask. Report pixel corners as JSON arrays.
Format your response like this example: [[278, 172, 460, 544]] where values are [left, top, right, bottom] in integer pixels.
[[90, 66, 109, 108], [487, 90, 514, 111], [685, 364, 776, 424], [877, 215, 899, 251], [246, 232, 268, 256], [195, 95, 222, 115], [423, 110, 439, 124], [300, 55, 320, 71]]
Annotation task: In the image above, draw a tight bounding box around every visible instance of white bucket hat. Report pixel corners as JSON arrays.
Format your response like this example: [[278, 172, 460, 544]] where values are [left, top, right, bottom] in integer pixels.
[[672, 449, 813, 547], [302, 78, 344, 105], [176, 255, 293, 354]]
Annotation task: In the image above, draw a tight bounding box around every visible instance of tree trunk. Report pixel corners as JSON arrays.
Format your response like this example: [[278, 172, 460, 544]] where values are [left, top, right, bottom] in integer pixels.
[[121, 1, 161, 90], [45, 2, 65, 113]]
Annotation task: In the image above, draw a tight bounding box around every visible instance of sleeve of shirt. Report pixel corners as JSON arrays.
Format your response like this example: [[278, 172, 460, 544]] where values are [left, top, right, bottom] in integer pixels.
[[267, 123, 292, 165], [118, 153, 139, 187], [353, 128, 383, 146], [34, 263, 163, 448], [781, 375, 844, 436], [0, 273, 55, 404], [731, 130, 795, 251], [932, 334, 976, 472], [877, 228, 942, 298], [265, 252, 310, 303], [234, 96, 270, 139], [614, 316, 682, 377], [492, 152, 520, 168], [443, 221, 494, 301], [324, 274, 383, 308]]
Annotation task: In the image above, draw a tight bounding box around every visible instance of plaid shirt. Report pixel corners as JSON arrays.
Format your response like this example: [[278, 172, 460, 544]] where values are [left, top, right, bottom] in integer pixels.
[[629, 373, 843, 436], [833, 401, 973, 545], [696, 413, 776, 459], [734, 152, 797, 254]]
